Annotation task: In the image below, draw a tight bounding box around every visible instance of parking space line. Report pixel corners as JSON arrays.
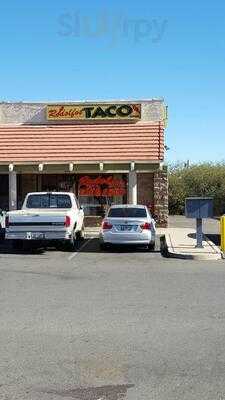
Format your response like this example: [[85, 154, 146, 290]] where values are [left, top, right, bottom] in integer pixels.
[[68, 238, 94, 261]]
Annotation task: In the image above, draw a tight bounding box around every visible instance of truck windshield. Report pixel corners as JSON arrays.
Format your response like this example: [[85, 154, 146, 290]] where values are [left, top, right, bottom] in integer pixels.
[[26, 194, 72, 209]]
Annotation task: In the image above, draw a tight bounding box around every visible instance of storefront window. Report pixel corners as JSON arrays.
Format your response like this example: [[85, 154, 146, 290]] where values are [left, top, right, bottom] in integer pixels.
[[16, 173, 127, 217], [42, 174, 75, 192], [0, 175, 9, 210], [78, 175, 127, 216]]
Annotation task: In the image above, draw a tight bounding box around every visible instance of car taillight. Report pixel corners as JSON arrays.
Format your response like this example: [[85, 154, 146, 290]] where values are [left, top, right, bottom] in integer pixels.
[[64, 216, 71, 227], [5, 216, 9, 228], [102, 221, 113, 230], [140, 222, 151, 230]]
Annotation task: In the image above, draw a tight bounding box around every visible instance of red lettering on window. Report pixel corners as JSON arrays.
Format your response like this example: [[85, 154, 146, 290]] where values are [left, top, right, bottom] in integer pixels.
[[79, 176, 126, 197]]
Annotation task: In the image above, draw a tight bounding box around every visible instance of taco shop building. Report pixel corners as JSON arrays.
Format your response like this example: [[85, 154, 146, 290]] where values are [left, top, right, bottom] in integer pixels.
[[0, 100, 168, 227]]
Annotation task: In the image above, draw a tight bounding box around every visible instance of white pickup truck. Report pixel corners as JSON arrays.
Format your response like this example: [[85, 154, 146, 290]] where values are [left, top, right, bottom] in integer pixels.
[[5, 192, 85, 250]]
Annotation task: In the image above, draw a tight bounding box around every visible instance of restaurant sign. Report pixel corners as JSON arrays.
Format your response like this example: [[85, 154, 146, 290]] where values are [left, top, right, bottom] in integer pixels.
[[79, 176, 126, 197], [47, 104, 141, 121]]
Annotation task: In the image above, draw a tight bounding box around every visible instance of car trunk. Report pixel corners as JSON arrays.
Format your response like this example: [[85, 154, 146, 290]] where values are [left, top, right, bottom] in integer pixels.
[[106, 218, 147, 232]]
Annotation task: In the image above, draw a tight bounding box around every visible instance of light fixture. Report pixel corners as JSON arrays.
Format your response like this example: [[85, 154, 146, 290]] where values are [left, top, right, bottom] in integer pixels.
[[130, 162, 135, 171], [99, 162, 104, 171], [69, 163, 74, 172], [38, 163, 44, 172], [9, 164, 14, 172]]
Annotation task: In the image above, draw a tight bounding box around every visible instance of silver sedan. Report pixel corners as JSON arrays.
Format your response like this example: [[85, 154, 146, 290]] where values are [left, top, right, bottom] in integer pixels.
[[99, 205, 156, 250]]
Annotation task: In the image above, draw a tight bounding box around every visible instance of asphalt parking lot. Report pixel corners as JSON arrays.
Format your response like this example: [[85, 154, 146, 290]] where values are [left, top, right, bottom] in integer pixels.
[[1, 231, 225, 400]]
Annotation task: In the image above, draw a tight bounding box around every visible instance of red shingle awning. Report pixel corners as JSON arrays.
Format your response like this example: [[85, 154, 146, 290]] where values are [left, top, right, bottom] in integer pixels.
[[0, 123, 164, 163]]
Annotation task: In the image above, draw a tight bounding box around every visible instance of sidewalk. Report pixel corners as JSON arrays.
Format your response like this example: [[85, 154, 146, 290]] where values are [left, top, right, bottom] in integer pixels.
[[162, 227, 222, 260], [168, 215, 220, 235]]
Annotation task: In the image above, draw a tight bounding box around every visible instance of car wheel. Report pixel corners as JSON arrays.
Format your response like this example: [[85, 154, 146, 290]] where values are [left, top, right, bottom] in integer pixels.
[[100, 242, 109, 251], [148, 241, 155, 251]]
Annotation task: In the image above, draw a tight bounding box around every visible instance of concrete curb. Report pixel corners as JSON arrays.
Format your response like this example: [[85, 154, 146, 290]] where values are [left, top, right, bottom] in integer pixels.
[[163, 233, 222, 261], [85, 232, 100, 239]]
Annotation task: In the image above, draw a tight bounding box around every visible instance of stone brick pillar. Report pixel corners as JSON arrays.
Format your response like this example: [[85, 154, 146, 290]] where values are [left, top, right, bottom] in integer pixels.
[[153, 168, 168, 227]]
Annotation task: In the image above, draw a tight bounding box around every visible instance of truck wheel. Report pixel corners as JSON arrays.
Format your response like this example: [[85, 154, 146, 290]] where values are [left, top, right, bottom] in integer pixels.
[[78, 224, 85, 241], [64, 230, 77, 252]]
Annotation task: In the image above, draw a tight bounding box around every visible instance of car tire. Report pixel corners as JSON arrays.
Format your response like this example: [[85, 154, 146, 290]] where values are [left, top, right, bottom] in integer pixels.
[[100, 242, 109, 251], [148, 241, 155, 251]]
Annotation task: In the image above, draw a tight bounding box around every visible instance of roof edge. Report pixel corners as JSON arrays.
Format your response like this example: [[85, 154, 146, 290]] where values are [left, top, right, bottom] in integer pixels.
[[0, 98, 165, 105]]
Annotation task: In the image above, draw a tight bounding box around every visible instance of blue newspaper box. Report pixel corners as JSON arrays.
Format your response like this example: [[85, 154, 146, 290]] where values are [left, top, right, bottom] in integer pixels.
[[185, 197, 214, 248], [185, 197, 213, 219]]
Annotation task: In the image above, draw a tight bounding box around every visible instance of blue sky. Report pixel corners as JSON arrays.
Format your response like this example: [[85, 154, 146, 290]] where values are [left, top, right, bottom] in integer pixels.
[[0, 0, 225, 163]]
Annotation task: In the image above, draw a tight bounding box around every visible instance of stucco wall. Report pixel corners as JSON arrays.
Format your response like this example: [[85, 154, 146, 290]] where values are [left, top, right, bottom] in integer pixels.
[[0, 100, 166, 125]]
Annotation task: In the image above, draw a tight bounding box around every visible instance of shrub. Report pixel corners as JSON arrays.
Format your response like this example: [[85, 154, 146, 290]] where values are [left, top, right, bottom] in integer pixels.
[[168, 162, 225, 216]]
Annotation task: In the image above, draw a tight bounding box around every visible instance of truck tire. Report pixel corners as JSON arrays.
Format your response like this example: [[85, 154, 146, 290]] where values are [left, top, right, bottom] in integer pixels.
[[64, 229, 77, 252], [77, 224, 85, 241]]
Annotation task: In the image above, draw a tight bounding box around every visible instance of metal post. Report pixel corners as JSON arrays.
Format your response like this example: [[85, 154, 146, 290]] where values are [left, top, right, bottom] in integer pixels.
[[128, 171, 137, 205], [9, 171, 17, 210], [196, 218, 204, 248]]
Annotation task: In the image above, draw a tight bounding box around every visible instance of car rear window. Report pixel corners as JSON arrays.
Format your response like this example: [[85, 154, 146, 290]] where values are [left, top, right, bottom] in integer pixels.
[[108, 207, 147, 218], [26, 194, 72, 209]]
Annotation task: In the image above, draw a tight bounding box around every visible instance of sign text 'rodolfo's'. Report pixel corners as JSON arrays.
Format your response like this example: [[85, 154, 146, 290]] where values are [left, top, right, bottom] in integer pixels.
[[47, 104, 141, 120]]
